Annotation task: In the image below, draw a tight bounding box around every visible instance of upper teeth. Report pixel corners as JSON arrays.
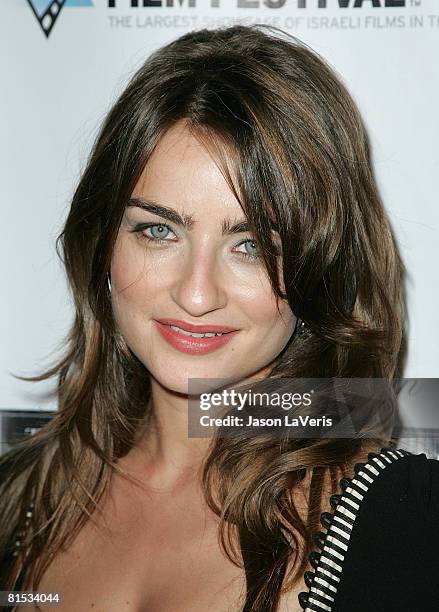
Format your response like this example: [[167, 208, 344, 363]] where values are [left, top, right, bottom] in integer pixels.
[[169, 325, 225, 338]]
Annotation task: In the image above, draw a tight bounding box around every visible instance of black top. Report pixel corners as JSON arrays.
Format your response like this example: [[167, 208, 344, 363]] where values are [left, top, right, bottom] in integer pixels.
[[298, 446, 439, 611], [2, 446, 439, 611]]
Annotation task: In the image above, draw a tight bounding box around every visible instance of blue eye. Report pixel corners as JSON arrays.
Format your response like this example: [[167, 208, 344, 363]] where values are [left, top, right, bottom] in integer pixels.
[[233, 239, 260, 261], [133, 222, 177, 244]]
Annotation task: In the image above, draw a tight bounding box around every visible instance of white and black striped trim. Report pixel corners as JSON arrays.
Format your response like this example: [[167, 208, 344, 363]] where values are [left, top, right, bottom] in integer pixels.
[[298, 446, 412, 612]]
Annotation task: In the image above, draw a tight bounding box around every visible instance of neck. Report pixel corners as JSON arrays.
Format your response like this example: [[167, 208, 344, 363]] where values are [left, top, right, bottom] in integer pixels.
[[131, 378, 214, 488], [130, 367, 274, 489]]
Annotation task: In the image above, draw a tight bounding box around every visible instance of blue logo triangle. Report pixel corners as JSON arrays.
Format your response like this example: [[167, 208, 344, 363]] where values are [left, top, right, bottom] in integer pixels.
[[27, 1, 59, 17], [26, 0, 93, 38], [28, 0, 92, 13]]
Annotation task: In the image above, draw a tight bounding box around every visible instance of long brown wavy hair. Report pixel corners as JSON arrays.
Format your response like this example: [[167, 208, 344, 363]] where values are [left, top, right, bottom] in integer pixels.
[[0, 24, 406, 611]]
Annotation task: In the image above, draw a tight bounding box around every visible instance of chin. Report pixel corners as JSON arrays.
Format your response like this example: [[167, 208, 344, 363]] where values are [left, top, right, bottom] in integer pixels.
[[150, 361, 254, 396]]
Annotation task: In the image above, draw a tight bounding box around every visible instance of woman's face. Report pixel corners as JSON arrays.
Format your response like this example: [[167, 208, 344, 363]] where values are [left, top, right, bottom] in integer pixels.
[[110, 120, 296, 394]]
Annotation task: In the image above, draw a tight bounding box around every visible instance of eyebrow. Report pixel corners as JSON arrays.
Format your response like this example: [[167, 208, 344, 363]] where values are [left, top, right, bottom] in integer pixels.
[[127, 197, 277, 235]]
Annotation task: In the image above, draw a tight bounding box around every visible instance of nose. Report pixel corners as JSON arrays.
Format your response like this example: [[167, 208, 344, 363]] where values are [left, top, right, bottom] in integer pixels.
[[169, 245, 228, 317]]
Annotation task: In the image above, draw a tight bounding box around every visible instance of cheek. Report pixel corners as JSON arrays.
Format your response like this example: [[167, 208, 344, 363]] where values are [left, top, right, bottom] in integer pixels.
[[240, 277, 293, 328], [111, 234, 144, 286], [110, 236, 164, 303], [111, 233, 184, 294], [110, 237, 155, 330]]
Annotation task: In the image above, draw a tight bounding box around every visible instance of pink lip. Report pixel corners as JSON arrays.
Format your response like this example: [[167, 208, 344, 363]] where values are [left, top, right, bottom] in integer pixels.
[[154, 320, 238, 355]]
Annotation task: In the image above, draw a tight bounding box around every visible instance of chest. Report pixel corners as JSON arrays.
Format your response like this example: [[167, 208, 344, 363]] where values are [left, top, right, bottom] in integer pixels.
[[34, 514, 245, 611], [18, 471, 308, 612]]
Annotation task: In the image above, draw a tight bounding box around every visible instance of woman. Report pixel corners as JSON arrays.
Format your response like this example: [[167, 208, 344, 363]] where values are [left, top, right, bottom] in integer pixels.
[[1, 24, 438, 612]]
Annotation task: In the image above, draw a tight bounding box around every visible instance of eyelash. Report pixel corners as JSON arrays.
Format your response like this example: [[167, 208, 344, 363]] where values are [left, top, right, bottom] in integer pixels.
[[131, 222, 260, 261]]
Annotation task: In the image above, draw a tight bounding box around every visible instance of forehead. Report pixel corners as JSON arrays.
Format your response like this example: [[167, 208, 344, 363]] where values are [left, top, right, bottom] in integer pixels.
[[131, 121, 242, 219]]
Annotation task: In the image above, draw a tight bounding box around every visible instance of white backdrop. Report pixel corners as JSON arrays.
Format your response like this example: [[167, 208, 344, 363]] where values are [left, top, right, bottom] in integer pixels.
[[1, 0, 438, 412]]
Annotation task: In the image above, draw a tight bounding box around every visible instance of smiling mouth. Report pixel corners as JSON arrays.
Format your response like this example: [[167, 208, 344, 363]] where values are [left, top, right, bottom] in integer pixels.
[[155, 318, 238, 335], [165, 324, 228, 338], [154, 320, 238, 355]]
